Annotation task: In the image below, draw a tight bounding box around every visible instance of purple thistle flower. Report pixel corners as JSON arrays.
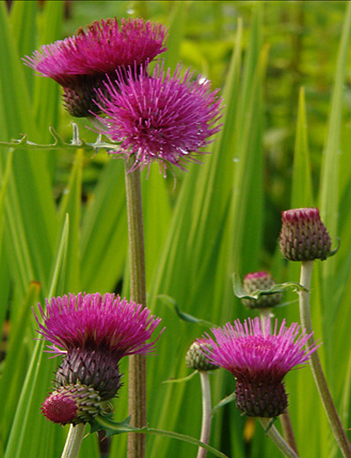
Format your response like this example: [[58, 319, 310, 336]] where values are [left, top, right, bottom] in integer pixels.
[[199, 317, 319, 418], [34, 293, 163, 400], [23, 18, 167, 117], [94, 63, 223, 174]]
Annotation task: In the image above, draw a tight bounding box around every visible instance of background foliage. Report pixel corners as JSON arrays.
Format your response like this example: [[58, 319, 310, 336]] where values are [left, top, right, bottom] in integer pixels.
[[1, 1, 351, 457]]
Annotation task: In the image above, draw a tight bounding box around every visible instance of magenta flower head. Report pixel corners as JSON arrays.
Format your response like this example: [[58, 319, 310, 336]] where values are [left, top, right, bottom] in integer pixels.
[[34, 293, 163, 402], [279, 208, 331, 262], [199, 317, 319, 418], [241, 271, 282, 309], [94, 63, 223, 174], [23, 18, 167, 117]]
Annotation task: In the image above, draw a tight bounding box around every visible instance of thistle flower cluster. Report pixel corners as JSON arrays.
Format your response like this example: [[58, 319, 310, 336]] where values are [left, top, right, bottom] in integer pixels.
[[35, 293, 162, 425], [24, 17, 222, 173]]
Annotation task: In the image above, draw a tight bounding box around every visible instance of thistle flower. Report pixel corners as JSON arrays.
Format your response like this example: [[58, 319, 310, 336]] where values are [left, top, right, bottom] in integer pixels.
[[23, 18, 167, 117], [279, 208, 331, 262], [199, 317, 319, 418], [241, 271, 282, 309], [94, 63, 223, 174], [34, 293, 162, 400], [41, 384, 103, 425]]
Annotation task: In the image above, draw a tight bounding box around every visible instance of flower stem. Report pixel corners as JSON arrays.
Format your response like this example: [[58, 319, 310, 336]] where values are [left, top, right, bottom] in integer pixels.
[[197, 371, 212, 458], [125, 157, 147, 458], [258, 418, 300, 458], [299, 261, 351, 458], [61, 424, 85, 458], [279, 412, 299, 455]]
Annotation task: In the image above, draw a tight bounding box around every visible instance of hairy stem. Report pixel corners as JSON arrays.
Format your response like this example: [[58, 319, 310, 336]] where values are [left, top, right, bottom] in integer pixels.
[[280, 412, 299, 455], [299, 261, 351, 458], [61, 424, 85, 458], [125, 158, 147, 458], [197, 372, 212, 458], [258, 418, 300, 458]]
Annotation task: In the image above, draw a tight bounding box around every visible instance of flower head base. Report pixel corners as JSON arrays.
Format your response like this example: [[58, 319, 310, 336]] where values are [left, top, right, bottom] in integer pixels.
[[23, 18, 167, 117], [94, 63, 223, 174], [185, 341, 219, 372], [241, 271, 282, 309], [199, 317, 319, 417], [279, 208, 331, 262], [34, 293, 162, 399], [41, 384, 103, 425], [55, 347, 123, 400]]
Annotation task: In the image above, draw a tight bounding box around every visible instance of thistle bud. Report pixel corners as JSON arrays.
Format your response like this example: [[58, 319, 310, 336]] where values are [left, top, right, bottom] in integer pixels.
[[186, 341, 219, 372], [41, 384, 103, 425], [279, 208, 331, 261], [241, 271, 282, 309]]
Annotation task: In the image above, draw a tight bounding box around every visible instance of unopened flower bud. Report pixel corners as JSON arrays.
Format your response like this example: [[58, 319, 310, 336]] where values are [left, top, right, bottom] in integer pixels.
[[186, 341, 219, 372], [279, 208, 331, 262], [241, 271, 282, 309], [41, 384, 103, 425]]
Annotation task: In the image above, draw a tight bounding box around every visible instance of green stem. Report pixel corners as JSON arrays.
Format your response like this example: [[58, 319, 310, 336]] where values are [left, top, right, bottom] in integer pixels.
[[124, 157, 147, 458], [258, 418, 300, 458], [299, 261, 351, 458], [279, 412, 299, 455], [259, 307, 271, 333], [61, 424, 85, 458], [197, 372, 212, 458]]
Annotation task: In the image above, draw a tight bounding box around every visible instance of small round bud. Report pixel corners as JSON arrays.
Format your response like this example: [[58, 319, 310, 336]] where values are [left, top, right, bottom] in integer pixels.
[[279, 208, 331, 261], [241, 271, 282, 309], [186, 341, 219, 372], [41, 384, 103, 425]]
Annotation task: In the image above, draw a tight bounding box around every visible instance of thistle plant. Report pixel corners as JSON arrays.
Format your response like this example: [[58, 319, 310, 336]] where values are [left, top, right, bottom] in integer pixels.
[[24, 10, 223, 457], [279, 207, 351, 458], [2, 3, 351, 458], [200, 317, 318, 458], [93, 44, 222, 458], [34, 292, 162, 456]]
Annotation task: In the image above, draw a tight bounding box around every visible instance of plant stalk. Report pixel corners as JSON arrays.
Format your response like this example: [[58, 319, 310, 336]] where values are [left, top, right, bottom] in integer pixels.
[[125, 158, 147, 458], [258, 418, 300, 458], [280, 412, 299, 455], [61, 424, 85, 458], [197, 371, 212, 458], [299, 261, 351, 458]]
